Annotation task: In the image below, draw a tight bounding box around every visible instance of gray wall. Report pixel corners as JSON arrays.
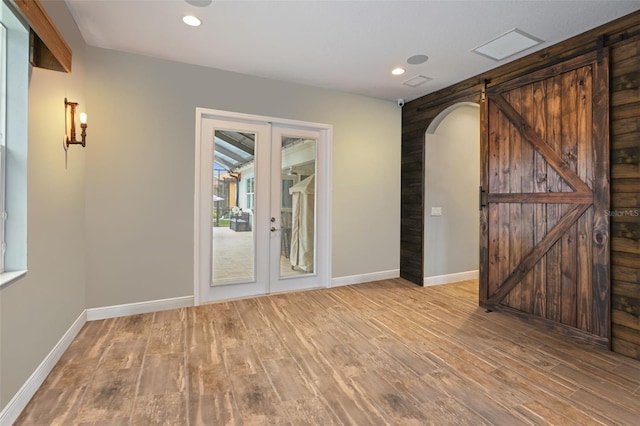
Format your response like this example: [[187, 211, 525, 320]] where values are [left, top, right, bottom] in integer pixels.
[[0, 1, 87, 407], [0, 0, 400, 410], [83, 47, 400, 308], [424, 105, 480, 278]]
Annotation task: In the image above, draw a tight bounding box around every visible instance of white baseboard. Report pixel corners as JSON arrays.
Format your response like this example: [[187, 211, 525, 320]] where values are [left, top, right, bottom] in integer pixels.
[[331, 269, 400, 287], [423, 270, 479, 287], [0, 310, 87, 426], [86, 295, 195, 321]]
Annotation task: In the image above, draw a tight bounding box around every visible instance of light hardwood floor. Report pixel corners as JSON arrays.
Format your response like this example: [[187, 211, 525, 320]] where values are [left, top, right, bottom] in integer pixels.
[[15, 279, 640, 425]]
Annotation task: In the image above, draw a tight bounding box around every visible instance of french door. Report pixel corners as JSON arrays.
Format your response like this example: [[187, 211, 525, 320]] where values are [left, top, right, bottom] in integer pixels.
[[195, 110, 331, 304]]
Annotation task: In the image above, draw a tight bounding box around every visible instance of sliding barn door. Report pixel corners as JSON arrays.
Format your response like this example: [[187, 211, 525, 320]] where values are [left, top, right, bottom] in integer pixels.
[[479, 51, 610, 347]]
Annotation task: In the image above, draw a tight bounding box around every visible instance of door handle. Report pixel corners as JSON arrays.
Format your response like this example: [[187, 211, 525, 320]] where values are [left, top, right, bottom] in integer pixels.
[[479, 186, 487, 210], [271, 227, 277, 232]]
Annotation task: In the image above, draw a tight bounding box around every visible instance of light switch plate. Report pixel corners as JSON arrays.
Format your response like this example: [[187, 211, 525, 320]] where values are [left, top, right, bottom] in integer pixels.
[[431, 207, 442, 216]]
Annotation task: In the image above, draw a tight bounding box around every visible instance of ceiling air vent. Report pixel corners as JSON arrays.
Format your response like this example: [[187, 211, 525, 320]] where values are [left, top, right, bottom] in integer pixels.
[[402, 75, 432, 88], [472, 28, 543, 61]]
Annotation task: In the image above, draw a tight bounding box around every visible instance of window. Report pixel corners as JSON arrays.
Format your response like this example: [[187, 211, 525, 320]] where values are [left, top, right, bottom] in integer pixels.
[[246, 177, 254, 211], [0, 2, 29, 286], [0, 22, 6, 273]]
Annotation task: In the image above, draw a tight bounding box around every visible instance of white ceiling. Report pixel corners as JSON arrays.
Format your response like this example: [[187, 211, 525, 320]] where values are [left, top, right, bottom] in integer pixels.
[[65, 0, 640, 102]]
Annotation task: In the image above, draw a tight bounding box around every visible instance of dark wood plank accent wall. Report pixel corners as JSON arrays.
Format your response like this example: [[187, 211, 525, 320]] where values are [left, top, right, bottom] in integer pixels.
[[610, 34, 640, 359], [402, 10, 640, 359], [401, 85, 481, 284]]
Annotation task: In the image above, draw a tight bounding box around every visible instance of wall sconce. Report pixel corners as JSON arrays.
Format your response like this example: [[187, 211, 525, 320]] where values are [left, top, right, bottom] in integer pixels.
[[64, 98, 87, 150]]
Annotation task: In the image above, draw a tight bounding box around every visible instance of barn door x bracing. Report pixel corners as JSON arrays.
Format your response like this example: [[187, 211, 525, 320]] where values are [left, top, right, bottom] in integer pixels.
[[479, 50, 610, 347]]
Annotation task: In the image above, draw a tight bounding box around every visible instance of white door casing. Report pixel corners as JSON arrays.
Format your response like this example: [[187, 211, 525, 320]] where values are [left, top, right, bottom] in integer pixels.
[[194, 108, 332, 304]]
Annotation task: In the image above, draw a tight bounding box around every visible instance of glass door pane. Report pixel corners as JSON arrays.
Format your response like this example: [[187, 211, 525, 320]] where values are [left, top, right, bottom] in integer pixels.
[[198, 114, 328, 304], [212, 130, 256, 285], [279, 136, 317, 278]]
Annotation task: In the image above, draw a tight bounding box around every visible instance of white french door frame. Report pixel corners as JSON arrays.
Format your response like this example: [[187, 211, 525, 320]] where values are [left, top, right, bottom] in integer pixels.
[[194, 108, 332, 305]]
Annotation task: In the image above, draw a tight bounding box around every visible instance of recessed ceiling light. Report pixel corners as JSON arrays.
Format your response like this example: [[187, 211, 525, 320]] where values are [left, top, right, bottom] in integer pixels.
[[472, 28, 543, 61], [185, 0, 212, 6], [182, 15, 202, 27], [407, 55, 429, 65], [391, 67, 405, 76]]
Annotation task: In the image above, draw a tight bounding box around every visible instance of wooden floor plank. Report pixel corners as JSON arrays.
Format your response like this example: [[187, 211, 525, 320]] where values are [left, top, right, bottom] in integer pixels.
[[131, 393, 187, 425], [262, 358, 317, 402], [13, 386, 87, 425], [424, 369, 530, 425], [223, 346, 264, 377], [570, 387, 640, 425], [482, 347, 575, 397], [551, 362, 640, 409], [420, 397, 492, 425], [188, 392, 239, 426], [137, 353, 185, 396], [99, 340, 147, 370], [15, 278, 640, 425], [514, 398, 604, 426], [111, 314, 153, 343], [291, 351, 389, 425], [146, 321, 185, 355], [281, 398, 340, 426], [350, 370, 431, 424], [426, 347, 531, 407], [229, 373, 290, 425], [361, 348, 442, 404], [74, 368, 139, 423]]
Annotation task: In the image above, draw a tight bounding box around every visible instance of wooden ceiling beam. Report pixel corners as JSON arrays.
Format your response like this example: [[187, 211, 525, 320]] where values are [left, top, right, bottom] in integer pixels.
[[11, 0, 72, 73]]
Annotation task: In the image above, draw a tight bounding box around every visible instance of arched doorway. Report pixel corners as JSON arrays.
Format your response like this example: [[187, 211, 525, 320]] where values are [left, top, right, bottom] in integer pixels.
[[424, 102, 480, 285]]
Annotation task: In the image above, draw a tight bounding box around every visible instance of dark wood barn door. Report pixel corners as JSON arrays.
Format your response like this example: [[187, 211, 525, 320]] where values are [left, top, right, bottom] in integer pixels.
[[479, 51, 611, 347]]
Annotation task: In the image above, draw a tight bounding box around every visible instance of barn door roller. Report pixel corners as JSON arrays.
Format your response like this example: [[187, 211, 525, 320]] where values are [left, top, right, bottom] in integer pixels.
[[597, 35, 605, 65]]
